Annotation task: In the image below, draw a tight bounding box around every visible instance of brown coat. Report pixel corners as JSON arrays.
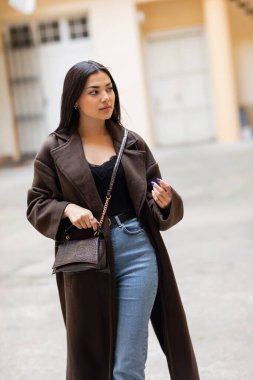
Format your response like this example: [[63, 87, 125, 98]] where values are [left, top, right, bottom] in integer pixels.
[[27, 123, 200, 380]]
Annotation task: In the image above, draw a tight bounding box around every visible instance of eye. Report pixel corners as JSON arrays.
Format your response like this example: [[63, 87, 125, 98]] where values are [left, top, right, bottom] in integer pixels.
[[106, 87, 113, 93], [89, 91, 98, 96]]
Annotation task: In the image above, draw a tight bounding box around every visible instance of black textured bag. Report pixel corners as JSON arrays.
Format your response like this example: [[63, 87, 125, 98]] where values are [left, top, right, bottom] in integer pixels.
[[52, 235, 106, 274], [52, 129, 128, 274]]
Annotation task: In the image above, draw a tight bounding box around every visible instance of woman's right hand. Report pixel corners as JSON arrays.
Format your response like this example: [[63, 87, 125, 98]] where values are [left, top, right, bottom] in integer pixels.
[[63, 204, 99, 231]]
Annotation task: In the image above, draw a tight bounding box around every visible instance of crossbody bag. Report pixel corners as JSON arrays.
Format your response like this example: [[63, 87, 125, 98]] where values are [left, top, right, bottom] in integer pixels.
[[52, 128, 128, 274]]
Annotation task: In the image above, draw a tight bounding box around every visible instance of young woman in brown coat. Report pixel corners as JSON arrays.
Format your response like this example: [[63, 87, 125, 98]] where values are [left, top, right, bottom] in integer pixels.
[[27, 60, 200, 380]]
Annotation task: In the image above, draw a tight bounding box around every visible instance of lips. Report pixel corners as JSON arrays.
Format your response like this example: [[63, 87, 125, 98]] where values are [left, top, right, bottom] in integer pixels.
[[99, 106, 112, 111]]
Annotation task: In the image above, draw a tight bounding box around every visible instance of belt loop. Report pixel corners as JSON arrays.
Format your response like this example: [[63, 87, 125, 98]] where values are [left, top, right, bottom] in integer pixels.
[[114, 215, 122, 227]]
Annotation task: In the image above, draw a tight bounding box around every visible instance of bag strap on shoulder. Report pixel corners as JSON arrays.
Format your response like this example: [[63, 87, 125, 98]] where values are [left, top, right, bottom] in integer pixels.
[[65, 128, 129, 238], [96, 128, 128, 232]]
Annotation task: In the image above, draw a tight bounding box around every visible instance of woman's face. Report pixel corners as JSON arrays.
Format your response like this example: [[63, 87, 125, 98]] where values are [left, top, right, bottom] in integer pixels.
[[76, 71, 115, 121]]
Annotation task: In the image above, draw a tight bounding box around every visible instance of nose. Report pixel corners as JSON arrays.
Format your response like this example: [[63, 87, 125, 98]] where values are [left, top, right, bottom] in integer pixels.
[[101, 90, 109, 102]]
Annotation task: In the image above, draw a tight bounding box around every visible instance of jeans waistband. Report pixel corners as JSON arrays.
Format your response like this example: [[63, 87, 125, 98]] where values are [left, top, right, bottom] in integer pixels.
[[109, 211, 136, 228]]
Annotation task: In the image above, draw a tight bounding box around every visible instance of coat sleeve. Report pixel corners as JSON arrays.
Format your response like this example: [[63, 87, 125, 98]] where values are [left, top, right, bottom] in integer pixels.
[[26, 137, 70, 240], [143, 140, 184, 231]]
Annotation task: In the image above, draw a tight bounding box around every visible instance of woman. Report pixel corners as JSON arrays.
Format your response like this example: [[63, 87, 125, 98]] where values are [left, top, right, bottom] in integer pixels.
[[27, 60, 199, 380]]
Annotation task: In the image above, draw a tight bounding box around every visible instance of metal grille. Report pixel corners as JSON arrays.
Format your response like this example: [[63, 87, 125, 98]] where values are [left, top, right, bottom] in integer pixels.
[[38, 21, 60, 44], [68, 17, 89, 39]]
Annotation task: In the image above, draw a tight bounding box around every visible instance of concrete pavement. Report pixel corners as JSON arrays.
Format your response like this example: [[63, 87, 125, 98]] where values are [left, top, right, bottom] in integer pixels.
[[0, 140, 253, 380]]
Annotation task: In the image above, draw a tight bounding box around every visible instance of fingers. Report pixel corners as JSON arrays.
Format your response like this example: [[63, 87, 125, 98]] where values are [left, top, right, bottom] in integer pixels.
[[70, 210, 99, 230], [152, 189, 169, 208], [151, 179, 172, 209], [151, 189, 162, 208], [88, 215, 99, 231], [73, 221, 84, 230], [79, 213, 99, 230], [157, 178, 172, 193]]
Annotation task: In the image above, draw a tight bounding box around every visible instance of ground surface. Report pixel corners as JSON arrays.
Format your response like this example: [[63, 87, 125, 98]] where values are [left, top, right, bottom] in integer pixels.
[[0, 140, 252, 380]]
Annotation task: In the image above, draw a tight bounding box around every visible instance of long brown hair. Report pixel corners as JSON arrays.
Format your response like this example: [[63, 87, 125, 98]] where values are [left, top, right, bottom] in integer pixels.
[[55, 60, 123, 134]]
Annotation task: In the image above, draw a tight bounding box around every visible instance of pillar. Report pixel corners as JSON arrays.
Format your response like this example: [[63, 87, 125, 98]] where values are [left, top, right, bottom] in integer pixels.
[[204, 0, 241, 142]]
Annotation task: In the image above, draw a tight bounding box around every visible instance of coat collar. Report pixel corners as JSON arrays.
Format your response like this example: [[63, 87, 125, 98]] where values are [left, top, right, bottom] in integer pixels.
[[53, 122, 138, 151], [51, 131, 104, 218], [51, 123, 146, 220]]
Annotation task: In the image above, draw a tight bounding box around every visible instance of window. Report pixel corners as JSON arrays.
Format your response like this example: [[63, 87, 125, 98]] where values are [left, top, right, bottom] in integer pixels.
[[9, 25, 33, 49], [38, 21, 60, 44], [68, 17, 89, 39]]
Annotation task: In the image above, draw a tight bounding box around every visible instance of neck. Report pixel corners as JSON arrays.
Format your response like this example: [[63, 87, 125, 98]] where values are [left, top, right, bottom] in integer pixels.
[[78, 115, 108, 138]]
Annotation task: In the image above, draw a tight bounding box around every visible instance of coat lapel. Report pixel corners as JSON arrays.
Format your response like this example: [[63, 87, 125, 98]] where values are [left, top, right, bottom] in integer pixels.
[[106, 123, 147, 218], [51, 131, 104, 215], [51, 123, 147, 218]]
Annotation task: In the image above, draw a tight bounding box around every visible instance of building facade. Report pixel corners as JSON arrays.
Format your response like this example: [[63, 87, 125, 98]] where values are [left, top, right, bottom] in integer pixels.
[[0, 0, 253, 161]]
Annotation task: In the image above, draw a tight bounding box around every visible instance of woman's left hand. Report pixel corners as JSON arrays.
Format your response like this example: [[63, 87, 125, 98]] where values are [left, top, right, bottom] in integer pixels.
[[151, 179, 172, 209]]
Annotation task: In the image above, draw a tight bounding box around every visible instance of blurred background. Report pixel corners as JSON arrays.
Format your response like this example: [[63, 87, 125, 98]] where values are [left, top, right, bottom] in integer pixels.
[[0, 1, 253, 379], [0, 0, 253, 160]]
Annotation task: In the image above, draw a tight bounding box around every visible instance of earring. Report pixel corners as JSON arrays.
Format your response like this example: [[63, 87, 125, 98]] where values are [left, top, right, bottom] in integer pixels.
[[74, 104, 78, 110]]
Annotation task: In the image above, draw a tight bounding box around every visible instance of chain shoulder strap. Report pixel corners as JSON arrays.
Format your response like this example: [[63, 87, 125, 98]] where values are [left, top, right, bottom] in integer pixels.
[[95, 128, 128, 233], [65, 128, 129, 239]]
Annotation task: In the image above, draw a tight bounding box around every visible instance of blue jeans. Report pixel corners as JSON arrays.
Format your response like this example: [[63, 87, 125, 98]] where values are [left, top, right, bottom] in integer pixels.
[[110, 217, 158, 380]]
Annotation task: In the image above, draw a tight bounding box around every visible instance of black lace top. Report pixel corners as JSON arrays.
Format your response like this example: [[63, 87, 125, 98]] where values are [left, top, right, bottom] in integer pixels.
[[88, 155, 136, 218]]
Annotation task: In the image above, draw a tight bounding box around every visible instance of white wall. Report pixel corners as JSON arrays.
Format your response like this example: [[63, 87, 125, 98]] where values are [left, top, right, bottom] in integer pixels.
[[89, 0, 152, 144], [38, 19, 94, 135]]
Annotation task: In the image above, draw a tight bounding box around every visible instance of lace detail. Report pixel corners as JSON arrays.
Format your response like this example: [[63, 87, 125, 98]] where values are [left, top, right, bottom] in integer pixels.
[[88, 155, 117, 167]]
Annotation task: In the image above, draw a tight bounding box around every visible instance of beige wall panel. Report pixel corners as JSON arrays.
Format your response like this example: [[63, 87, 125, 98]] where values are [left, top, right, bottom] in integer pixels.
[[228, 1, 253, 40], [138, 0, 203, 33]]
